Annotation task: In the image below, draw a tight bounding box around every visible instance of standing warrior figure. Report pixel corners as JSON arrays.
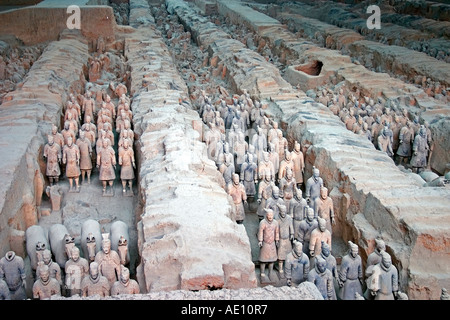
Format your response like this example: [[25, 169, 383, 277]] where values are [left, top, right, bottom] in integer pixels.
[[410, 125, 429, 173], [118, 138, 135, 195], [258, 209, 279, 283], [305, 167, 324, 215], [94, 236, 121, 288], [316, 187, 335, 235], [43, 135, 62, 186], [366, 251, 399, 300], [76, 130, 93, 185], [275, 204, 293, 279], [289, 188, 307, 240], [63, 136, 81, 192], [239, 153, 258, 199], [307, 255, 335, 300], [97, 138, 116, 195], [338, 241, 363, 300], [227, 173, 247, 224], [291, 141, 305, 188], [284, 241, 310, 287]]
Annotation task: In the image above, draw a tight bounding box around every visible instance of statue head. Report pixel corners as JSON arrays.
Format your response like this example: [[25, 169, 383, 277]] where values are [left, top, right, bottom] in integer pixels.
[[247, 153, 253, 163], [51, 124, 58, 135], [101, 238, 111, 254], [39, 264, 50, 284], [320, 186, 328, 200], [232, 173, 240, 185], [47, 135, 54, 146], [315, 255, 327, 274], [295, 187, 302, 199], [120, 266, 130, 285], [89, 262, 99, 279], [293, 240, 303, 256], [306, 207, 314, 222], [348, 241, 358, 258], [265, 209, 274, 223], [294, 141, 301, 152], [313, 167, 320, 179], [272, 186, 280, 199], [42, 249, 52, 265], [264, 169, 272, 182], [273, 122, 278, 129], [381, 251, 392, 270], [285, 151, 291, 161], [278, 203, 287, 218], [375, 238, 386, 253], [321, 241, 330, 257], [263, 151, 269, 163], [67, 136, 73, 147], [318, 217, 327, 232], [71, 246, 80, 262]]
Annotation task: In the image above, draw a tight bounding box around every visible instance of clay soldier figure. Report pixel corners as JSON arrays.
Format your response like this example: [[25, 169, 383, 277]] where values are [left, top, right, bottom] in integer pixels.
[[268, 143, 279, 179], [257, 170, 275, 220], [279, 167, 296, 213], [309, 217, 332, 258], [97, 138, 117, 195], [308, 255, 335, 300], [338, 241, 363, 300], [65, 246, 89, 297], [396, 121, 414, 166], [220, 149, 235, 187], [305, 167, 324, 214], [377, 126, 394, 158], [289, 188, 308, 240], [205, 122, 222, 161], [364, 238, 386, 299], [367, 251, 399, 300], [240, 153, 258, 199], [234, 132, 248, 173], [316, 187, 335, 235], [63, 136, 81, 192], [43, 135, 62, 186], [311, 241, 338, 300], [297, 207, 318, 258], [0, 251, 26, 300], [284, 240, 310, 287], [119, 138, 136, 195], [65, 111, 79, 135], [277, 131, 288, 162], [104, 94, 116, 120], [76, 130, 93, 185], [32, 264, 61, 300], [252, 126, 267, 162], [111, 266, 140, 296], [227, 173, 247, 224], [291, 141, 304, 188], [82, 91, 96, 124], [37, 249, 62, 289], [81, 261, 110, 298], [275, 204, 293, 279], [95, 236, 121, 288], [50, 124, 64, 148], [265, 186, 285, 220], [258, 151, 275, 182], [61, 121, 76, 147], [258, 209, 279, 283], [410, 125, 429, 173]]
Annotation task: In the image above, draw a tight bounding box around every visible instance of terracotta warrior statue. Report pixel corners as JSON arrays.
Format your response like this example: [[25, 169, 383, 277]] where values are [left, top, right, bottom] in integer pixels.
[[338, 241, 363, 300], [305, 166, 324, 214], [80, 261, 110, 298], [410, 125, 429, 173], [265, 185, 285, 220], [316, 186, 335, 235], [94, 236, 121, 288], [366, 251, 399, 300], [118, 138, 136, 195], [284, 240, 310, 287], [276, 204, 294, 279], [307, 255, 335, 300], [76, 130, 93, 185], [43, 135, 62, 186], [32, 264, 61, 300], [291, 141, 304, 188], [65, 246, 89, 297], [258, 209, 279, 283], [309, 217, 332, 258], [0, 251, 26, 300], [311, 241, 338, 300], [111, 266, 140, 296], [62, 136, 81, 192], [396, 120, 414, 166], [257, 151, 275, 182], [289, 187, 307, 240], [279, 167, 296, 213], [297, 207, 318, 258], [239, 153, 257, 199], [257, 169, 275, 220], [97, 138, 117, 195], [36, 249, 62, 288], [227, 173, 247, 224]]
